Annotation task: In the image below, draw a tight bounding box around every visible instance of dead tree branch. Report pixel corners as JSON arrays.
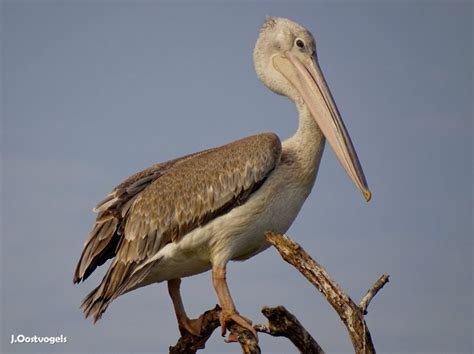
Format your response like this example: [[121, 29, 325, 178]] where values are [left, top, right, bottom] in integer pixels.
[[169, 305, 220, 354], [359, 274, 390, 315], [255, 305, 324, 354], [169, 305, 260, 354], [228, 322, 261, 354], [265, 232, 388, 354]]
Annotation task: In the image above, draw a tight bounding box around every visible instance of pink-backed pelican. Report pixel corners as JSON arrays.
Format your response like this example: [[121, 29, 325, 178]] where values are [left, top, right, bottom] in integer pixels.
[[73, 16, 370, 340]]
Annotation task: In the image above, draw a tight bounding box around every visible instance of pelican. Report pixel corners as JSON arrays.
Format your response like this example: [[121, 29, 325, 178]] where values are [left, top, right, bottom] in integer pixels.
[[73, 16, 370, 340]]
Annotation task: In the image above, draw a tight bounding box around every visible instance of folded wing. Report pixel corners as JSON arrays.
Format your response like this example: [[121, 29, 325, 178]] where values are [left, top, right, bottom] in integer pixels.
[[74, 133, 281, 297]]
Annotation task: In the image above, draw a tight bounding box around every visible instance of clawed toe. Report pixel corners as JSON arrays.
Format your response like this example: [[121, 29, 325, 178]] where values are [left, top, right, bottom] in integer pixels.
[[219, 310, 258, 341]]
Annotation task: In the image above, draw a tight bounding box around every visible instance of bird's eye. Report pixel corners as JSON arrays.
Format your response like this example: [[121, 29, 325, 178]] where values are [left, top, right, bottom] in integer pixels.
[[296, 39, 305, 48]]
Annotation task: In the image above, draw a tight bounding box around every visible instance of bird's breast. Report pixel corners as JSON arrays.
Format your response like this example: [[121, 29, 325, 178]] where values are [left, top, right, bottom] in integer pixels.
[[205, 156, 318, 265]]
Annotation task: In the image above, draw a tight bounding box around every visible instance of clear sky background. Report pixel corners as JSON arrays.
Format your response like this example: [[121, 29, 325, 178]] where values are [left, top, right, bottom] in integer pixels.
[[1, 1, 472, 353]]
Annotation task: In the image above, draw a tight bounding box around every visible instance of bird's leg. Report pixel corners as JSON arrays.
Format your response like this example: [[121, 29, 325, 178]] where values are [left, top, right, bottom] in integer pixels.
[[167, 278, 203, 336], [211, 265, 257, 341]]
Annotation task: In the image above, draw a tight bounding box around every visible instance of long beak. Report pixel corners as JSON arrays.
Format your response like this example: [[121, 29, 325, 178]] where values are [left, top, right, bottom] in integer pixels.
[[273, 52, 371, 201]]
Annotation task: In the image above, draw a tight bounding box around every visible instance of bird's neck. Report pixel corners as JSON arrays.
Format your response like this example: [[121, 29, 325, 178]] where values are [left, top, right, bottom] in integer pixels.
[[283, 102, 325, 179]]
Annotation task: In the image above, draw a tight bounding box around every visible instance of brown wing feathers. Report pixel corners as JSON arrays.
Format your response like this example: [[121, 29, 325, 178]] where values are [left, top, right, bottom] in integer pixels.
[[74, 133, 282, 322], [73, 152, 207, 284]]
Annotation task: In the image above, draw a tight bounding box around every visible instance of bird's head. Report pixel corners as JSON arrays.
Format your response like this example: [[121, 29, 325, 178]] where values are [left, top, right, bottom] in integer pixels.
[[253, 16, 371, 202]]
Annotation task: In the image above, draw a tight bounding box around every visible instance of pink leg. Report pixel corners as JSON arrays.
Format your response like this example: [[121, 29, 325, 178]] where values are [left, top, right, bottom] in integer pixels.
[[212, 265, 257, 340], [167, 278, 203, 336]]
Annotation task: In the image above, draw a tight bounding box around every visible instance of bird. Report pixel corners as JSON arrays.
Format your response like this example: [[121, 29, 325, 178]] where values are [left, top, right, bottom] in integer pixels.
[[73, 16, 371, 341]]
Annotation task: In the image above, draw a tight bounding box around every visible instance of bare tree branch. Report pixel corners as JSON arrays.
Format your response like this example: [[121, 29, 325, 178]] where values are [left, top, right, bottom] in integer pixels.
[[169, 305, 260, 354], [169, 305, 220, 354], [265, 232, 388, 354], [359, 274, 390, 315], [228, 323, 261, 354], [255, 305, 324, 354]]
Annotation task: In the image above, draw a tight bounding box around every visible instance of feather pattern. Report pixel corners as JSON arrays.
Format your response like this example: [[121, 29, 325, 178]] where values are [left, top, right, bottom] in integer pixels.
[[74, 133, 281, 321]]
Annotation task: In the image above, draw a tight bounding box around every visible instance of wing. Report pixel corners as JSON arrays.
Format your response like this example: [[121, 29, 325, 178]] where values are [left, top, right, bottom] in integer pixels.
[[73, 149, 207, 284], [73, 133, 281, 287]]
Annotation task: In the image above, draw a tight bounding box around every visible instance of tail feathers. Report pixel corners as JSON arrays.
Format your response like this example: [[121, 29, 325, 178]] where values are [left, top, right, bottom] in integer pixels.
[[80, 259, 161, 323], [81, 285, 112, 323], [80, 261, 135, 322]]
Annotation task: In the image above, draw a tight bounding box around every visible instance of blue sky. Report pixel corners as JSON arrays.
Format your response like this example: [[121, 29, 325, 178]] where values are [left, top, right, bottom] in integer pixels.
[[1, 1, 472, 353]]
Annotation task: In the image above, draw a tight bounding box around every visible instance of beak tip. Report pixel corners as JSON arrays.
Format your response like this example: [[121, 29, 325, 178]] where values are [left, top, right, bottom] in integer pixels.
[[363, 189, 372, 202]]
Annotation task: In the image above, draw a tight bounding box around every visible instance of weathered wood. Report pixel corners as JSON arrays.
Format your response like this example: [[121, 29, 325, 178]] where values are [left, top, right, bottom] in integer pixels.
[[265, 232, 387, 354], [169, 305, 220, 354], [255, 305, 324, 354], [228, 322, 261, 354], [169, 305, 260, 354], [359, 274, 390, 315]]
